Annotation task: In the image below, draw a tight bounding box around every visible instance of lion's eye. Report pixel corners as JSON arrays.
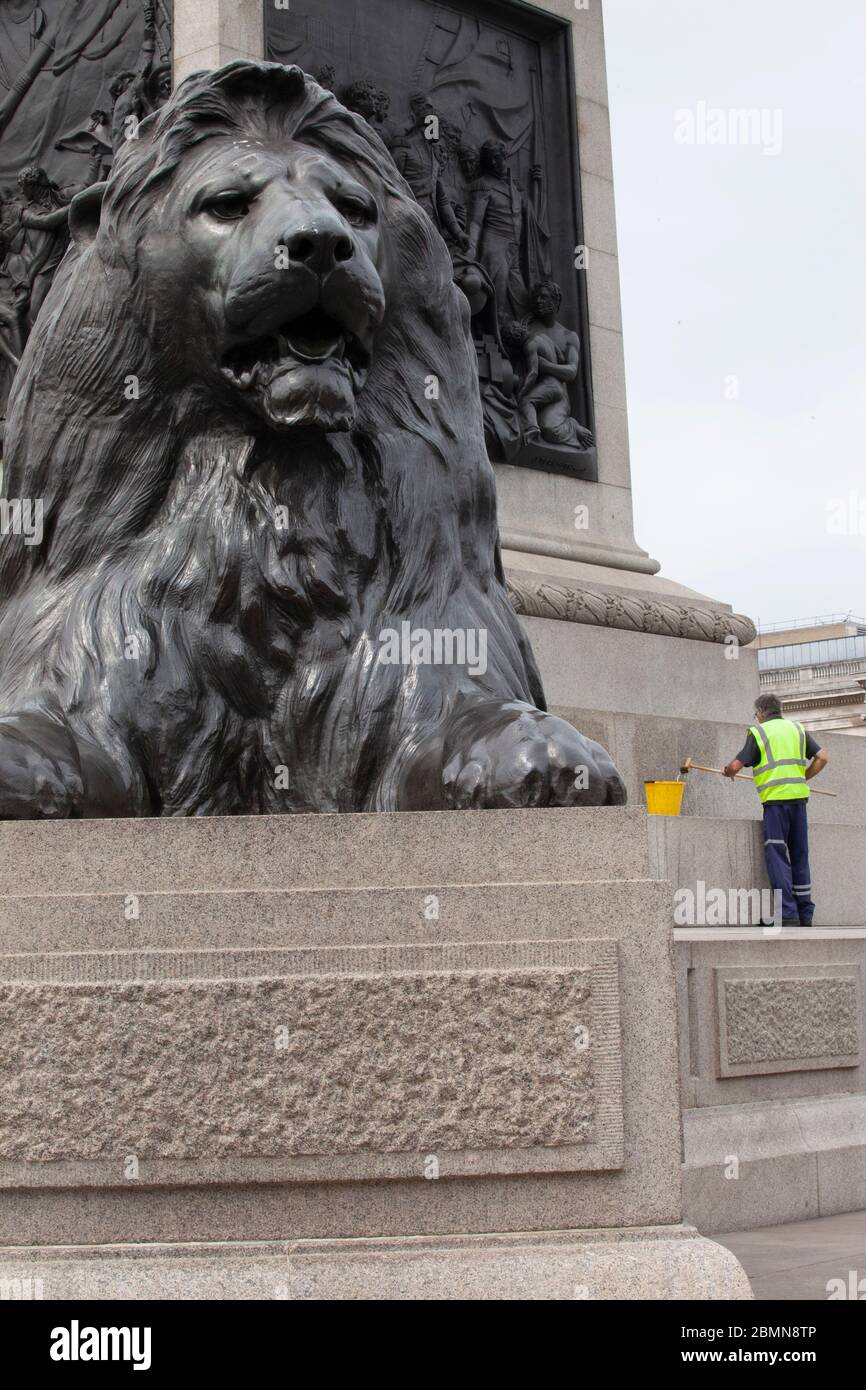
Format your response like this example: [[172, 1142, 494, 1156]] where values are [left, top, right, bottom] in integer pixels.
[[338, 198, 376, 228], [205, 192, 251, 222]]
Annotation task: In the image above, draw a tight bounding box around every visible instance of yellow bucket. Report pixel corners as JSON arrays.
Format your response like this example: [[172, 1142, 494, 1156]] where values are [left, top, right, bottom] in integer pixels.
[[644, 781, 685, 816]]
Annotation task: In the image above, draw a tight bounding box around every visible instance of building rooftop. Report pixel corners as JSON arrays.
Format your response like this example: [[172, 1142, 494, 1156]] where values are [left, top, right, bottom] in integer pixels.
[[757, 613, 866, 634], [753, 614, 866, 736]]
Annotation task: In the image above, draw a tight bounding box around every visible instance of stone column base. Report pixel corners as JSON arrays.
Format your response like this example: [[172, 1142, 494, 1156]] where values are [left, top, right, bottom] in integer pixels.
[[0, 1226, 751, 1301]]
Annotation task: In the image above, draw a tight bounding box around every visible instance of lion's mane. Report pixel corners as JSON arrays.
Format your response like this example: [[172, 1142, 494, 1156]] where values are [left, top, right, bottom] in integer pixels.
[[0, 62, 545, 814]]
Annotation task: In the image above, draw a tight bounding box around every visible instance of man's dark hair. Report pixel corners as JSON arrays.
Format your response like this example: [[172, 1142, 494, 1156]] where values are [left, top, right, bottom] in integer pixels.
[[530, 279, 563, 312], [755, 693, 783, 719]]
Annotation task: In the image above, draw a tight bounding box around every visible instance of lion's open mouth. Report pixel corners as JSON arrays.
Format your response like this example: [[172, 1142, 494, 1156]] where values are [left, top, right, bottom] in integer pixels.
[[221, 306, 370, 391]]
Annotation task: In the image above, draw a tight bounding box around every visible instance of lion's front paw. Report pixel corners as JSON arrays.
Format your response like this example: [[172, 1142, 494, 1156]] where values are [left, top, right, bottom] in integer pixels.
[[0, 720, 84, 819], [442, 702, 626, 810]]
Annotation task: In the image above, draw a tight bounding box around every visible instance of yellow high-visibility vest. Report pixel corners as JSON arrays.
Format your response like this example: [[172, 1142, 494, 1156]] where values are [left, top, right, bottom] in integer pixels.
[[749, 717, 810, 803]]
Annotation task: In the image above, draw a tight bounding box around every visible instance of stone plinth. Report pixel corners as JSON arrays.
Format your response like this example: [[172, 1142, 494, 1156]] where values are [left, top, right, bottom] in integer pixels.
[[0, 809, 750, 1299], [0, 1228, 750, 1302], [675, 927, 866, 1235], [649, 805, 866, 926]]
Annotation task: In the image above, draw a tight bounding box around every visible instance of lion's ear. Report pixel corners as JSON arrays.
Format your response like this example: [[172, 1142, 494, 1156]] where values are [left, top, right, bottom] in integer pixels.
[[69, 182, 107, 246]]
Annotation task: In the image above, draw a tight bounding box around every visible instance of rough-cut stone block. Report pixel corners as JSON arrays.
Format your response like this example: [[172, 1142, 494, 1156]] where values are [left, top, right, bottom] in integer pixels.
[[716, 967, 861, 1077], [0, 941, 624, 1186]]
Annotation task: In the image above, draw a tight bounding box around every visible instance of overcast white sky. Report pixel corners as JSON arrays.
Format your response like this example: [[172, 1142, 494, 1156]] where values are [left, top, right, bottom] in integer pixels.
[[602, 0, 865, 626]]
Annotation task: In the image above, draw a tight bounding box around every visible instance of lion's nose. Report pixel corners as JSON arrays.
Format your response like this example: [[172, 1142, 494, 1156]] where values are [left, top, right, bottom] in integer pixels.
[[284, 224, 354, 274]]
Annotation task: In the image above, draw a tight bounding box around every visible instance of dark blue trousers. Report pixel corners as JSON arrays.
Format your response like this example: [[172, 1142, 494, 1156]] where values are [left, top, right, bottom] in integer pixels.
[[762, 799, 814, 923]]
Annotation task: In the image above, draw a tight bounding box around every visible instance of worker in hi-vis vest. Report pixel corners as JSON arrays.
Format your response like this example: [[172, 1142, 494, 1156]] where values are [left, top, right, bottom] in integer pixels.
[[723, 693, 828, 926]]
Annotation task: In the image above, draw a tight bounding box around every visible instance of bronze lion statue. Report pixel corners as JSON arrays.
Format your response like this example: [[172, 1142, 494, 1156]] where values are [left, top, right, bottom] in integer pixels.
[[0, 61, 625, 817]]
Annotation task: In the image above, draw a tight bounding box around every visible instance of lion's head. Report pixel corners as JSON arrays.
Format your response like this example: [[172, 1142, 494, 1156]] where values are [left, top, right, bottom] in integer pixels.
[[72, 61, 467, 438], [2, 61, 484, 588], [103, 69, 392, 434]]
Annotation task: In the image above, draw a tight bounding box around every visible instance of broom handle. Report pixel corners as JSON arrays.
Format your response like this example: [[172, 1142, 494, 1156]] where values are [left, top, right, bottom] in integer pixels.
[[687, 762, 837, 797]]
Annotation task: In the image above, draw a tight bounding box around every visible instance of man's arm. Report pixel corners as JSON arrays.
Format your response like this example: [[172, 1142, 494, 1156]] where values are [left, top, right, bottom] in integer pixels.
[[20, 206, 67, 231], [723, 731, 759, 779], [136, 4, 157, 81], [535, 359, 575, 383], [518, 338, 540, 395], [805, 748, 828, 780], [465, 186, 490, 260], [803, 731, 827, 780], [434, 179, 467, 246]]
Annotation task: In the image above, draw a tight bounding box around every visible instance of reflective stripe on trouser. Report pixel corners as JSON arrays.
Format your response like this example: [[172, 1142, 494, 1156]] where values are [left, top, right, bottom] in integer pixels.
[[762, 799, 814, 922]]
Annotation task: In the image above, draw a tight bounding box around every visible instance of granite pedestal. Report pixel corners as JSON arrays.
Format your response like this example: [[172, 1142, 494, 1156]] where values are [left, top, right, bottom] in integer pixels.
[[0, 809, 750, 1299]]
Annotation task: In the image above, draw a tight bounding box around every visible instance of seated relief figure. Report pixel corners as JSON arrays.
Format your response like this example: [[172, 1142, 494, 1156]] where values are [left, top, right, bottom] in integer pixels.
[[517, 280, 595, 451], [0, 62, 625, 817]]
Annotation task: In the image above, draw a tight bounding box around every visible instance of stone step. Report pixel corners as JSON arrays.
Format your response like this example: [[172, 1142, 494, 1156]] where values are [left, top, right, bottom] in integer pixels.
[[0, 1228, 752, 1301], [682, 1094, 866, 1236], [675, 926, 866, 940], [0, 806, 647, 897], [648, 816, 866, 928], [0, 878, 669, 955]]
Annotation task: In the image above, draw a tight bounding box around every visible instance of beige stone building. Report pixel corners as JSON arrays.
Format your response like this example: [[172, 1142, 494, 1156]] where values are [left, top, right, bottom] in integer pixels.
[[752, 615, 866, 736]]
